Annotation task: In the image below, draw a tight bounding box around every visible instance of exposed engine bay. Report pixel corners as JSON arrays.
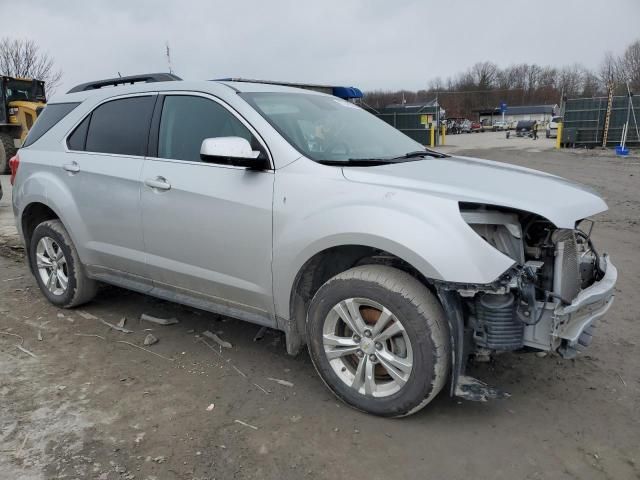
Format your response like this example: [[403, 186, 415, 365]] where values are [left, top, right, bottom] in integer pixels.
[[454, 203, 612, 360]]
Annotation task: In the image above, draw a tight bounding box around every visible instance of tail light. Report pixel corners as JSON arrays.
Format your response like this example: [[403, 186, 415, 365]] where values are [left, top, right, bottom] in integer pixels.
[[9, 154, 19, 185]]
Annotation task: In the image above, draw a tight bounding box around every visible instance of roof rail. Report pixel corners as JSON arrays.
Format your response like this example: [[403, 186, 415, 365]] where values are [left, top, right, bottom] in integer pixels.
[[215, 77, 363, 100], [67, 73, 182, 94]]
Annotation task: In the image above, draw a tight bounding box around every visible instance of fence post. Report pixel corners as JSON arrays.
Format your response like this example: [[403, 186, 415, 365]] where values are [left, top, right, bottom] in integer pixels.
[[556, 123, 563, 149], [430, 125, 435, 147], [441, 125, 446, 146]]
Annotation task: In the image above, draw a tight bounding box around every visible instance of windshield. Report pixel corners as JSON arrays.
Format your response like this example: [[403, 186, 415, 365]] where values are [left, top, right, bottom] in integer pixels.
[[5, 79, 45, 102], [240, 92, 427, 163]]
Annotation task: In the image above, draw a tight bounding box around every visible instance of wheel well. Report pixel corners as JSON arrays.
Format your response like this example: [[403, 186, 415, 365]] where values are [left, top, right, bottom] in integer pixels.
[[22, 202, 59, 252], [287, 245, 433, 353]]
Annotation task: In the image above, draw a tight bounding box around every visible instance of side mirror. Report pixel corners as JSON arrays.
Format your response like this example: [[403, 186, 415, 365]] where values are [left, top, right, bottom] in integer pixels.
[[200, 137, 268, 169]]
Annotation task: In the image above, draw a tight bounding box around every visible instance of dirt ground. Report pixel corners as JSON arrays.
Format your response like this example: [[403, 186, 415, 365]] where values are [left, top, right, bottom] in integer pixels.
[[1, 135, 639, 480]]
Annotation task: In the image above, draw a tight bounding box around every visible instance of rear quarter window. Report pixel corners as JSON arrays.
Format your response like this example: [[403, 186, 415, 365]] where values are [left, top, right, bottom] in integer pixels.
[[22, 102, 80, 147]]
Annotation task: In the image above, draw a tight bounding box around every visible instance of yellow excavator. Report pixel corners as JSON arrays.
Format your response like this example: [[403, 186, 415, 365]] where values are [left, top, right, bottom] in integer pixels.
[[0, 76, 46, 173]]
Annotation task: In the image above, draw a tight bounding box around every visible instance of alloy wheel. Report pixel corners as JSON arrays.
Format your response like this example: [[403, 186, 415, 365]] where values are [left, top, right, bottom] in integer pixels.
[[36, 236, 69, 296], [322, 297, 413, 397]]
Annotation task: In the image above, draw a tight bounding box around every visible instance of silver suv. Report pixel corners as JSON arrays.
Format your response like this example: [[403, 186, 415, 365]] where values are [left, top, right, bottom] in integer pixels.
[[11, 74, 617, 417]]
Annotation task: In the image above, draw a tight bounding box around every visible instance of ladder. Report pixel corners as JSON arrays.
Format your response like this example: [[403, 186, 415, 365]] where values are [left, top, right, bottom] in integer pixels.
[[602, 82, 614, 148]]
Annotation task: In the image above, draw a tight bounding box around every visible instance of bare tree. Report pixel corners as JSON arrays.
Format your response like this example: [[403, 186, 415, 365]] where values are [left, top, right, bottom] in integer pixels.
[[619, 40, 640, 91], [470, 62, 498, 90], [599, 51, 622, 91], [0, 38, 62, 96], [364, 38, 640, 117]]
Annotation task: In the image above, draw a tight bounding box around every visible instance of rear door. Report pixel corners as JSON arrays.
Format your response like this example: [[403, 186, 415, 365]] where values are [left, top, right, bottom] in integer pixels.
[[63, 94, 156, 284], [141, 93, 275, 325]]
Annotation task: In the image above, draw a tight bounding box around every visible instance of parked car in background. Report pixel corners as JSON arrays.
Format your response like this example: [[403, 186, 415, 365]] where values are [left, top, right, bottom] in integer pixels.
[[508, 119, 519, 130], [493, 120, 508, 131], [479, 119, 491, 132], [470, 121, 483, 133], [460, 119, 472, 133], [515, 120, 536, 137], [546, 116, 563, 138], [446, 119, 460, 134], [11, 74, 617, 417]]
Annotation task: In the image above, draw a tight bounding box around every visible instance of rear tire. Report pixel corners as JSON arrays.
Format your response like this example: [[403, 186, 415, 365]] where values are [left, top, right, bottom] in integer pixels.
[[29, 219, 98, 308], [0, 133, 17, 174], [306, 265, 450, 417]]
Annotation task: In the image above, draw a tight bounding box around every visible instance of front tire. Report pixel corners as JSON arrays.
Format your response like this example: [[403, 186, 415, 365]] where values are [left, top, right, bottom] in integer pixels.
[[0, 133, 17, 174], [29, 219, 98, 308], [306, 265, 450, 417]]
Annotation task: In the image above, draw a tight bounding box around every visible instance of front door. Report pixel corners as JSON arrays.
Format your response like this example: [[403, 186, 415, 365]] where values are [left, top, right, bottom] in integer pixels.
[[141, 94, 274, 325]]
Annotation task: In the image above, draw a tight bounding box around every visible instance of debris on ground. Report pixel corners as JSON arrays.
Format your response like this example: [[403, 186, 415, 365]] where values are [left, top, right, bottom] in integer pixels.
[[99, 318, 133, 334], [74, 333, 106, 340], [234, 419, 258, 430], [152, 456, 166, 464], [253, 383, 270, 394], [116, 341, 174, 361], [231, 365, 246, 377], [140, 313, 179, 326], [617, 374, 627, 386], [117, 317, 127, 329], [143, 334, 159, 346], [37, 330, 43, 341], [3, 275, 23, 282], [203, 330, 232, 349], [77, 311, 99, 320], [16, 344, 37, 358], [267, 377, 294, 388], [15, 434, 29, 458], [253, 326, 267, 342], [0, 331, 37, 358], [206, 403, 215, 411]]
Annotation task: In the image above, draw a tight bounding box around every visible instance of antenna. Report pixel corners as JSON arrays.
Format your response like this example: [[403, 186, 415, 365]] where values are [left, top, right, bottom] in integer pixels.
[[165, 42, 173, 74]]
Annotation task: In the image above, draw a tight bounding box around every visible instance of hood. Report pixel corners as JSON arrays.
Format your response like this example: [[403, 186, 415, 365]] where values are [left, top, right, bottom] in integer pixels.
[[342, 155, 607, 228]]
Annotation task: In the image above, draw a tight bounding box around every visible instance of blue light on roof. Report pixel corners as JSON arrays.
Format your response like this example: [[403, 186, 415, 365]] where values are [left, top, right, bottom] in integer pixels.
[[332, 86, 363, 99]]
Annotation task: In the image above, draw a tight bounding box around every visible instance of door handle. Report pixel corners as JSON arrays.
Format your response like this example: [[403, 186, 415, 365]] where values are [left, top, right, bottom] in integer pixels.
[[63, 162, 80, 173], [144, 176, 171, 191]]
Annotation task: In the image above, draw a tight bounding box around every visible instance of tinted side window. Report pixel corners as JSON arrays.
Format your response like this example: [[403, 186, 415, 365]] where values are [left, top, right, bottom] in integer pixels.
[[85, 96, 155, 156], [158, 95, 254, 162], [67, 115, 91, 151], [23, 103, 80, 147]]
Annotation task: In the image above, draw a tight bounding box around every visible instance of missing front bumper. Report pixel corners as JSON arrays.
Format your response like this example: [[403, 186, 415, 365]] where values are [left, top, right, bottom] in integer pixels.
[[523, 254, 617, 355]]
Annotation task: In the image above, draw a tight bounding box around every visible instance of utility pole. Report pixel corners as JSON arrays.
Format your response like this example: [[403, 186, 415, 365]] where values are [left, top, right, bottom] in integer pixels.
[[165, 42, 173, 74], [435, 93, 439, 146], [626, 80, 639, 145]]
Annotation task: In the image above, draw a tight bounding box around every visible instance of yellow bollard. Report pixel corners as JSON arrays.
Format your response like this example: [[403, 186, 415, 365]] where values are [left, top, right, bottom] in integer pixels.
[[556, 123, 563, 149], [441, 125, 446, 146], [430, 125, 435, 148]]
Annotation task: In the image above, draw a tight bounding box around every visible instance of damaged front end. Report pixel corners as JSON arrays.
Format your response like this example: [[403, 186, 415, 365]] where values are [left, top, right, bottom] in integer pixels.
[[437, 203, 617, 401]]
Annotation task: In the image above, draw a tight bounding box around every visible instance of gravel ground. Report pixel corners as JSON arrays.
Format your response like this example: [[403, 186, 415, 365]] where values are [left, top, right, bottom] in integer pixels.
[[1, 138, 639, 480]]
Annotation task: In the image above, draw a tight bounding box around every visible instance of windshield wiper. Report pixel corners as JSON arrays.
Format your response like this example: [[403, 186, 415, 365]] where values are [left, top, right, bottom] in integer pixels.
[[318, 158, 396, 167], [392, 149, 449, 160]]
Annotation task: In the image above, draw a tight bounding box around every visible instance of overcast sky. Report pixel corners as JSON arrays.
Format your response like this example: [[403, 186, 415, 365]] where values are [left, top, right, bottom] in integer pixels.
[[3, 0, 639, 96]]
